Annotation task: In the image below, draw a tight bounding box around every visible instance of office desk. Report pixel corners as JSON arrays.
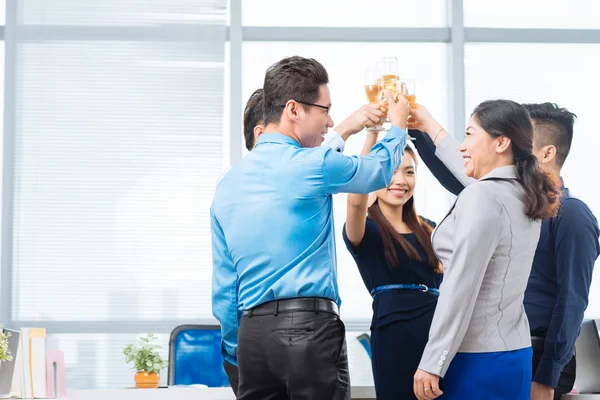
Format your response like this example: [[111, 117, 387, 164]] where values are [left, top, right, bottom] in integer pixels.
[[62, 388, 600, 399], [67, 386, 377, 400]]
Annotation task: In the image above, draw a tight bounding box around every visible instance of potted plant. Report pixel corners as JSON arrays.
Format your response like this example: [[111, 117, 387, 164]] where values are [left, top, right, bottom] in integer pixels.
[[0, 325, 13, 363], [123, 334, 168, 389]]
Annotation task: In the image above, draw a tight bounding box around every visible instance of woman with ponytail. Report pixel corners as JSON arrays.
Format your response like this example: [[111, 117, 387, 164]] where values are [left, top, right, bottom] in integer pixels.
[[408, 100, 561, 400], [343, 132, 442, 400]]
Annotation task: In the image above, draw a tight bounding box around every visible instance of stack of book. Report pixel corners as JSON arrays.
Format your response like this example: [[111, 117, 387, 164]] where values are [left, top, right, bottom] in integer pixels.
[[0, 327, 66, 399]]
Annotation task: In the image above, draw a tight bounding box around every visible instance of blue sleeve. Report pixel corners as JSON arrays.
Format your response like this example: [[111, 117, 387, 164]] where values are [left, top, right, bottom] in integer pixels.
[[408, 129, 465, 196], [419, 215, 437, 229], [211, 206, 241, 366], [321, 126, 407, 195], [534, 199, 600, 388]]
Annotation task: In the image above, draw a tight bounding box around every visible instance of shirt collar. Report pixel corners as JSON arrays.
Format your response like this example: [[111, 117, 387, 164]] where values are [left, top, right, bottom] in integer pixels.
[[560, 177, 569, 197], [479, 165, 518, 181], [255, 133, 301, 148]]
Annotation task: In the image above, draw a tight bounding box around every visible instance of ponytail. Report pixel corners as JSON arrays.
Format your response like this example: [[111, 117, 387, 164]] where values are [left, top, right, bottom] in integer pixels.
[[471, 99, 562, 221], [515, 153, 561, 220]]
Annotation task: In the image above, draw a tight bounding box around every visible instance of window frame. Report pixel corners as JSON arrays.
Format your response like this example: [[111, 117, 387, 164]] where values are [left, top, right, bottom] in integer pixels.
[[2, 0, 600, 341]]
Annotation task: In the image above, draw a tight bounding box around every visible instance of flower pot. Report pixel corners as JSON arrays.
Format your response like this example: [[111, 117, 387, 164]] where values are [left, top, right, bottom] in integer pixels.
[[134, 371, 160, 389]]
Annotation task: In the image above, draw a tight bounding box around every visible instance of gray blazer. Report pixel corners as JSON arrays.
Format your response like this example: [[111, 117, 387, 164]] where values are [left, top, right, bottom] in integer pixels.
[[418, 135, 540, 377]]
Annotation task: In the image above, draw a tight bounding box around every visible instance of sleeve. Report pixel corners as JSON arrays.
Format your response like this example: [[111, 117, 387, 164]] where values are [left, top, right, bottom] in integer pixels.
[[321, 125, 407, 195], [342, 219, 379, 257], [322, 130, 345, 152], [419, 215, 437, 229], [408, 129, 466, 196], [418, 185, 504, 377], [534, 199, 600, 388], [211, 206, 241, 366], [434, 135, 477, 188]]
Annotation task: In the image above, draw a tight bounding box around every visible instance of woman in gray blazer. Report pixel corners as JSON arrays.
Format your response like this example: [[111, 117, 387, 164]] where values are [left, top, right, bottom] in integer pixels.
[[408, 100, 562, 400]]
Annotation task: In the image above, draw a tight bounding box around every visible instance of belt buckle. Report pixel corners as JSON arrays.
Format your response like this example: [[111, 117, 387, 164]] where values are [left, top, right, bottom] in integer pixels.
[[419, 284, 429, 292]]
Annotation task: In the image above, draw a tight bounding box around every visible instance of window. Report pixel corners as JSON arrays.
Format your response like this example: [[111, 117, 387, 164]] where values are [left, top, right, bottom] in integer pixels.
[[464, 0, 600, 29], [465, 43, 600, 317], [20, 0, 226, 25], [55, 333, 170, 388], [2, 0, 599, 392], [242, 0, 448, 27], [5, 1, 227, 389], [243, 42, 451, 321]]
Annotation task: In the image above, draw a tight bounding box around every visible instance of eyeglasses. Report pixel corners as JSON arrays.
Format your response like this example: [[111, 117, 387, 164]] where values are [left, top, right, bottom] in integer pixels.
[[281, 100, 331, 115]]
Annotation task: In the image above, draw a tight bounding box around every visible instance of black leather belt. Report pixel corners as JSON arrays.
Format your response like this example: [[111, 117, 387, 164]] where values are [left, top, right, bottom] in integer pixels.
[[531, 336, 545, 351], [242, 297, 339, 317]]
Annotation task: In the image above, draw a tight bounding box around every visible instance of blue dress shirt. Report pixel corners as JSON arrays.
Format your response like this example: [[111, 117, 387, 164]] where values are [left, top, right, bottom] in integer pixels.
[[211, 126, 407, 365], [408, 129, 600, 388]]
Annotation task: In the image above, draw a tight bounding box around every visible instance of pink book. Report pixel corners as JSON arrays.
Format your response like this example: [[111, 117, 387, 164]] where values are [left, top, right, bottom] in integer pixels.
[[46, 351, 66, 398]]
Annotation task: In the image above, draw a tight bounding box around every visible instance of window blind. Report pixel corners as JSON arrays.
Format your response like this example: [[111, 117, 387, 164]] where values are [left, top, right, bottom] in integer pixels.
[[7, 0, 226, 389]]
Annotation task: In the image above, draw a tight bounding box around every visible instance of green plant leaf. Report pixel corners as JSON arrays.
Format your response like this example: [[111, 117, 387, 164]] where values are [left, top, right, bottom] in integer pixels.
[[123, 333, 168, 372]]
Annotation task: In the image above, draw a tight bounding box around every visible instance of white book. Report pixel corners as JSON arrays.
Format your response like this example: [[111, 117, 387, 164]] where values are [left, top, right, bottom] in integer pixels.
[[30, 337, 46, 398], [46, 337, 60, 353], [20, 328, 32, 399]]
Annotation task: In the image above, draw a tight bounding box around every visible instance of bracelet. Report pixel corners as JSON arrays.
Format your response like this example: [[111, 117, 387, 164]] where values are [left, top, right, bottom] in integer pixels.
[[433, 127, 445, 143]]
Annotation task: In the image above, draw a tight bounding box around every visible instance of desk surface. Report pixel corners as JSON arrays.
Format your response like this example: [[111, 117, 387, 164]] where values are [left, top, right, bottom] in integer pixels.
[[61, 387, 600, 400], [66, 386, 377, 400]]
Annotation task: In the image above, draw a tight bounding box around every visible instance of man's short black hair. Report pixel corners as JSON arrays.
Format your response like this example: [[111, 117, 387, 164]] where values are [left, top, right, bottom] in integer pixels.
[[243, 89, 263, 151], [262, 56, 329, 126], [523, 102, 577, 167]]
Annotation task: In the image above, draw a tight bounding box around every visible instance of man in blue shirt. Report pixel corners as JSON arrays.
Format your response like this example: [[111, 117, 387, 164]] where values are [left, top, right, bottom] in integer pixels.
[[211, 55, 410, 399], [222, 86, 388, 395], [407, 103, 600, 400]]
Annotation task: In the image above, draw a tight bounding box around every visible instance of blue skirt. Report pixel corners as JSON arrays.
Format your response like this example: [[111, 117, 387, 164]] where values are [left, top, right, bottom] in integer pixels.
[[440, 347, 532, 400]]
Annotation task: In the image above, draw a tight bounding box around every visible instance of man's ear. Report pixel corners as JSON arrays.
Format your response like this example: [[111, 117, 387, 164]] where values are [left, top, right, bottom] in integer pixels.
[[539, 145, 557, 164], [253, 125, 264, 143], [283, 100, 301, 121]]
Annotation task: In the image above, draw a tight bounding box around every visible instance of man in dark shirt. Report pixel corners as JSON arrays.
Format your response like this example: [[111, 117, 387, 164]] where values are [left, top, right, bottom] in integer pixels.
[[409, 103, 600, 400]]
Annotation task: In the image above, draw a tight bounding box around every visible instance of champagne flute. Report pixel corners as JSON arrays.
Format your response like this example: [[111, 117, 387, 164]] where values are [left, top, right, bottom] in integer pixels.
[[364, 68, 384, 132], [399, 78, 416, 109], [380, 56, 399, 122], [380, 56, 399, 94], [399, 78, 418, 140]]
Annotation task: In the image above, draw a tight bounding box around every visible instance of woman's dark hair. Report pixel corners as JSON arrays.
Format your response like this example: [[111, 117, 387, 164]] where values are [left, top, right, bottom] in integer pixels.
[[472, 100, 561, 220], [367, 146, 442, 273]]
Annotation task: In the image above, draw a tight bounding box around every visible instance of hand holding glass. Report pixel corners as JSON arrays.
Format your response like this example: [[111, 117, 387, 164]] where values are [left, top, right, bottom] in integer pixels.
[[364, 68, 384, 132], [398, 78, 416, 109]]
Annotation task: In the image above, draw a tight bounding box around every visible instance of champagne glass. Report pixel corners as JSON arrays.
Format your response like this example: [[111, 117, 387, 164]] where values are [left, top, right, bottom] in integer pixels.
[[380, 56, 399, 122], [399, 78, 417, 140], [399, 78, 416, 109], [380, 56, 399, 95], [364, 68, 384, 132]]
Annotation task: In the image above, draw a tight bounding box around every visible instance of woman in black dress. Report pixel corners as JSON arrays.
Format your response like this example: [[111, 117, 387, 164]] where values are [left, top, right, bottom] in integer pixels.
[[343, 131, 442, 400]]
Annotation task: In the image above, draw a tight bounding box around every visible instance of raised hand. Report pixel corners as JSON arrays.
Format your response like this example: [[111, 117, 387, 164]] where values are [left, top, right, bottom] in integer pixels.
[[335, 103, 384, 140], [384, 90, 410, 130]]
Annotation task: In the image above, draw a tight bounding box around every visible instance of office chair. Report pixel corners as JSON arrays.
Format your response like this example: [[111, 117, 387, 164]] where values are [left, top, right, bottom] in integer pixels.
[[573, 319, 600, 394], [357, 333, 372, 360], [167, 324, 230, 387]]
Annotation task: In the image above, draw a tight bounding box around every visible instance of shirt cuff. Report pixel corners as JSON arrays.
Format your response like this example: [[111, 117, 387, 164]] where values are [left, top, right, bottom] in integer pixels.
[[533, 356, 563, 388], [322, 130, 345, 152]]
